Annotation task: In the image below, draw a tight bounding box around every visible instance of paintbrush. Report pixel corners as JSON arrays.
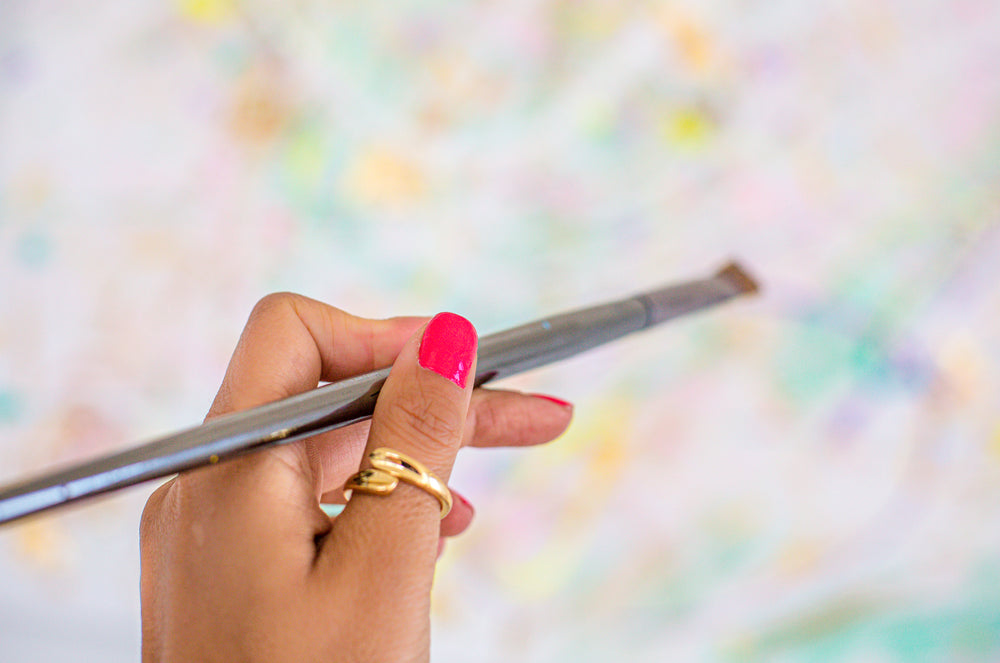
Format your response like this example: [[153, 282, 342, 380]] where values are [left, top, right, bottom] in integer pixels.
[[0, 262, 758, 525]]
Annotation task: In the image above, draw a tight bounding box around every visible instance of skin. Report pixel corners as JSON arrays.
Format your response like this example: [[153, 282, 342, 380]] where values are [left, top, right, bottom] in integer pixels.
[[139, 293, 573, 662]]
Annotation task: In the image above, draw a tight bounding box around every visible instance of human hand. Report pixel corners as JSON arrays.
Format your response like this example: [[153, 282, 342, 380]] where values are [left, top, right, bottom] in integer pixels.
[[139, 293, 573, 662]]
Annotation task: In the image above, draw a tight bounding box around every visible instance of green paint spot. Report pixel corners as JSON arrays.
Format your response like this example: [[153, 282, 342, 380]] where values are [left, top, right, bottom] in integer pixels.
[[580, 106, 618, 146], [15, 230, 51, 268], [879, 615, 953, 661], [850, 336, 891, 385], [726, 565, 1000, 662], [952, 610, 1000, 656], [834, 264, 913, 334], [775, 322, 854, 403], [286, 125, 327, 187], [0, 390, 23, 424], [273, 119, 344, 219]]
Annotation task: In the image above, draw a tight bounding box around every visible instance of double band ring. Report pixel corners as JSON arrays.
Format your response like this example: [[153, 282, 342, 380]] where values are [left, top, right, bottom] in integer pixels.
[[343, 448, 453, 518]]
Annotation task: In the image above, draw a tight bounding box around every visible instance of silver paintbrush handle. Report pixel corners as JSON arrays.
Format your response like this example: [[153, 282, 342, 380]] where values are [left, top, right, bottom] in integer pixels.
[[0, 263, 757, 525]]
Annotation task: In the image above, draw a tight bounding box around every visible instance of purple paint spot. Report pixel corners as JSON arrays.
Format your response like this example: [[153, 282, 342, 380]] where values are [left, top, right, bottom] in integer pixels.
[[1, 48, 32, 85]]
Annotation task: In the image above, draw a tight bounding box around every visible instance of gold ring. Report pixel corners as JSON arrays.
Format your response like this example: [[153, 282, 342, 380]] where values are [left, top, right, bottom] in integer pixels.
[[343, 448, 452, 518]]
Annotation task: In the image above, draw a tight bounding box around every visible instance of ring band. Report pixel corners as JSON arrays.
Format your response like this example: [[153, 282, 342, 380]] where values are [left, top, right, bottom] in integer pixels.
[[343, 448, 453, 518]]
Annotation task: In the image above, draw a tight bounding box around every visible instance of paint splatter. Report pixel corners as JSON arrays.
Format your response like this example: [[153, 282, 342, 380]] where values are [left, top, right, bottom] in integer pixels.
[[340, 146, 426, 206], [0, 390, 22, 424], [15, 521, 70, 572], [177, 0, 236, 24], [657, 8, 716, 72], [989, 423, 1000, 460], [2, 2, 1000, 660], [15, 230, 51, 268], [661, 107, 715, 149], [229, 67, 290, 146]]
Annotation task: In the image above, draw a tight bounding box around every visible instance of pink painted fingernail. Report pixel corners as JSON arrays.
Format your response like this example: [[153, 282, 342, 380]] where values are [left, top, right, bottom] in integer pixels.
[[531, 394, 573, 409], [418, 312, 478, 388]]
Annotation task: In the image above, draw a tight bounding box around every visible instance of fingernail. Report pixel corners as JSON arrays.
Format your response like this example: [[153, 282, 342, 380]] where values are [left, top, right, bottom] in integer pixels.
[[531, 394, 573, 409], [455, 491, 474, 515], [418, 312, 478, 388]]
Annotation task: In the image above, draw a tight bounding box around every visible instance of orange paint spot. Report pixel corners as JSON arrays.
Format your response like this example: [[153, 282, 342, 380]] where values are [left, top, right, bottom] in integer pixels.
[[938, 335, 985, 404], [230, 67, 289, 147], [656, 8, 715, 73], [341, 147, 426, 206], [777, 541, 821, 577]]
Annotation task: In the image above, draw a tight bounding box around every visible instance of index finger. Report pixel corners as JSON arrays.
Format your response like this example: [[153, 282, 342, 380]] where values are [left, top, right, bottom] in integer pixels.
[[208, 292, 426, 417]]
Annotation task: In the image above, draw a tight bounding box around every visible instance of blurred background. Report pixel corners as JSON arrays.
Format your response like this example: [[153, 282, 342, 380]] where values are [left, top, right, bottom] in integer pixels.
[[2, 0, 1000, 660]]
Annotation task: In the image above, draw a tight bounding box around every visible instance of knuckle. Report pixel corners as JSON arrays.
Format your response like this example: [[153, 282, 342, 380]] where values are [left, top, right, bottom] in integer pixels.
[[470, 394, 533, 446], [478, 396, 508, 432], [387, 389, 464, 450], [248, 292, 301, 324], [139, 479, 176, 545], [469, 396, 503, 442]]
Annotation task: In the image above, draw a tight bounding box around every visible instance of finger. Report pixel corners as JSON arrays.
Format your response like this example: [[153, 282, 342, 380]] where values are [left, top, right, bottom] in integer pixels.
[[209, 293, 426, 417], [321, 312, 476, 590], [439, 490, 474, 538], [464, 389, 573, 448], [313, 389, 572, 501]]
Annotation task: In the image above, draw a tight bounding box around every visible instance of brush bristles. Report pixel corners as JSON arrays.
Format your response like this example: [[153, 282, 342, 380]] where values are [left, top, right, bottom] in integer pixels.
[[715, 261, 760, 295]]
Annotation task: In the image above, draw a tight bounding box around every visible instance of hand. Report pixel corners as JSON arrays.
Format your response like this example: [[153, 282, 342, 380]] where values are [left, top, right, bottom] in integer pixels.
[[139, 293, 573, 662]]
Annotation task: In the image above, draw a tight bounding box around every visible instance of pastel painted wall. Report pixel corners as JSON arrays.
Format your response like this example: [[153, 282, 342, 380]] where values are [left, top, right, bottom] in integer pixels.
[[2, 1, 1000, 660]]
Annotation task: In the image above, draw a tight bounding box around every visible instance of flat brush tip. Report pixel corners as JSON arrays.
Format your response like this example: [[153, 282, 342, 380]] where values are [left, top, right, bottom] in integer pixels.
[[715, 261, 760, 295]]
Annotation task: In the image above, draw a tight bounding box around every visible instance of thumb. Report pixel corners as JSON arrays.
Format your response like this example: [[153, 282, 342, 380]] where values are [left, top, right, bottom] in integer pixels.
[[315, 312, 477, 652]]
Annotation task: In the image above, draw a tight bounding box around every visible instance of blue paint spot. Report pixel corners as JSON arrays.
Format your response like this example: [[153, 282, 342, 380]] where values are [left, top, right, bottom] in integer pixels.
[[0, 390, 22, 424], [15, 230, 51, 268]]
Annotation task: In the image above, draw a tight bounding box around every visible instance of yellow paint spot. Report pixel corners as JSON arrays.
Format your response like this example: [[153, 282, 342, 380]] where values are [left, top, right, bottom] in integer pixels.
[[209, 454, 219, 464], [587, 403, 632, 477], [178, 0, 236, 24], [499, 538, 581, 599], [661, 107, 714, 148], [341, 147, 426, 206], [10, 169, 51, 211], [989, 424, 1000, 459], [723, 632, 758, 660], [557, 4, 625, 40], [777, 541, 821, 577], [16, 520, 68, 571]]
